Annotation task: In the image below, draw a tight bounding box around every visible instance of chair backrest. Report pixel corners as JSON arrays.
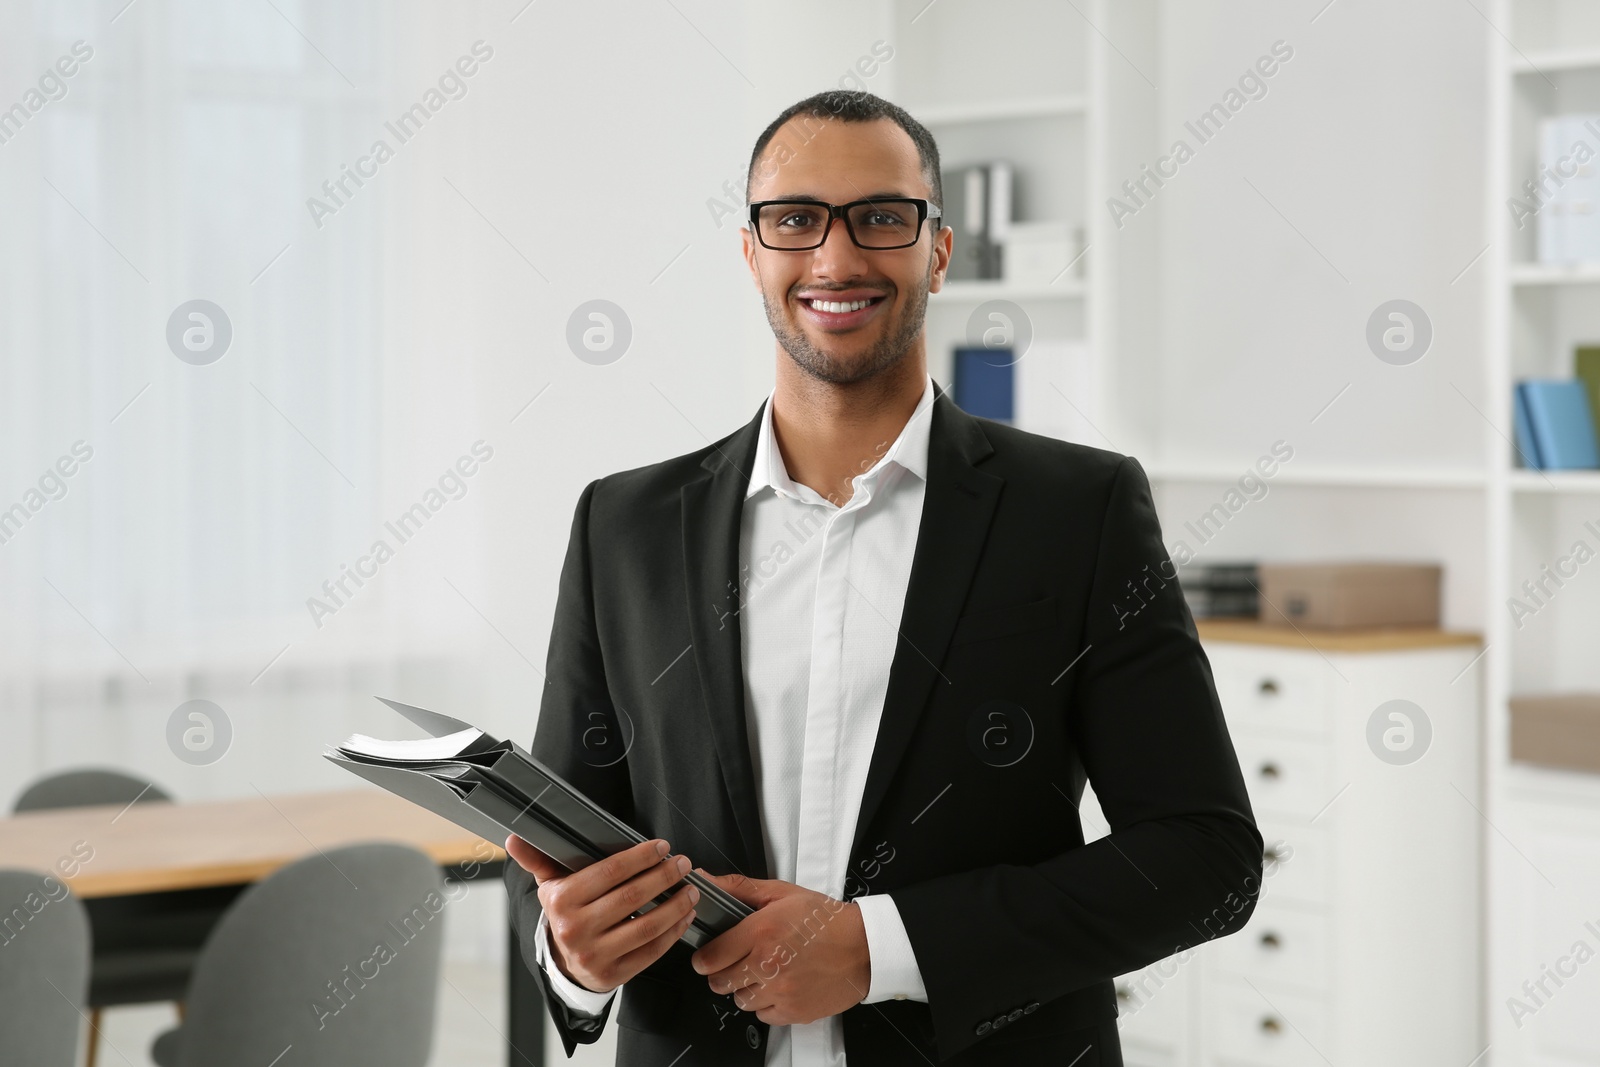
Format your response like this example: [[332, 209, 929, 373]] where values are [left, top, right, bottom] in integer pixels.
[[0, 869, 92, 1067], [13, 768, 172, 813], [174, 842, 446, 1067]]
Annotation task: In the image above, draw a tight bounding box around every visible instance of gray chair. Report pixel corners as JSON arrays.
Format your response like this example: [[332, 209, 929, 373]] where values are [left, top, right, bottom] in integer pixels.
[[14, 768, 185, 1067], [151, 842, 446, 1067], [13, 767, 173, 813], [0, 868, 92, 1067]]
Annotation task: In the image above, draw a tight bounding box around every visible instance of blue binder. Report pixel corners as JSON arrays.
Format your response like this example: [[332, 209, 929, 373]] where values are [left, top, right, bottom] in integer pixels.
[[1516, 380, 1600, 469], [953, 346, 1015, 422]]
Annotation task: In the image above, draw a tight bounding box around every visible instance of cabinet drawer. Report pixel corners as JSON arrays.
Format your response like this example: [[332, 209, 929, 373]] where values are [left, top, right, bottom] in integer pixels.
[[1209, 980, 1331, 1067], [1114, 957, 1189, 1050], [1213, 903, 1330, 991], [1208, 647, 1333, 736], [1258, 820, 1331, 908], [1232, 733, 1333, 822]]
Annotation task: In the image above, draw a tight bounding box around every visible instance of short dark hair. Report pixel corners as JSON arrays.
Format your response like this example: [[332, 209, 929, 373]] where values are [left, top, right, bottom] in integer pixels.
[[745, 90, 942, 214]]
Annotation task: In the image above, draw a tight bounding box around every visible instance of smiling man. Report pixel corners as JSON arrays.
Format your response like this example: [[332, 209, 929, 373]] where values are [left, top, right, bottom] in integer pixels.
[[505, 90, 1262, 1066]]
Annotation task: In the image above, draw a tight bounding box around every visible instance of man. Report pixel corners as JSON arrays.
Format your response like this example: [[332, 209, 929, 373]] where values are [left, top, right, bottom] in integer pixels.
[[504, 90, 1262, 1066]]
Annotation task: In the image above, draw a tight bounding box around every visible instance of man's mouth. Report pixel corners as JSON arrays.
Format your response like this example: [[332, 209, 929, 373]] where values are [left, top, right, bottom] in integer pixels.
[[795, 291, 888, 328]]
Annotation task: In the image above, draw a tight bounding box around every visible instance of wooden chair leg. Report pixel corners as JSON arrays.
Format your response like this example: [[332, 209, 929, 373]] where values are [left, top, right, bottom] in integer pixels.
[[85, 1008, 102, 1067], [175, 1000, 186, 1021]]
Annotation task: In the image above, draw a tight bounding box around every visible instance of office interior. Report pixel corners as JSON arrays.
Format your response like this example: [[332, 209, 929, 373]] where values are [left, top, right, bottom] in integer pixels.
[[2, 0, 1599, 1064]]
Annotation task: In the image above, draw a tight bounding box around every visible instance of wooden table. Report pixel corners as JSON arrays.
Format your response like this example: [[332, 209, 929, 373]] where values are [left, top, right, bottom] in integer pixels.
[[0, 787, 544, 1066]]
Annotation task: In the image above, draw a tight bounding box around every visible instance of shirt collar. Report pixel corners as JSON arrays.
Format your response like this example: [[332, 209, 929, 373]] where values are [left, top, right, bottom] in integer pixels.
[[747, 375, 936, 501]]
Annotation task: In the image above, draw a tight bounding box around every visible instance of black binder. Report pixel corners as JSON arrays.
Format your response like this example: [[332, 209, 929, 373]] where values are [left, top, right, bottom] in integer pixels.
[[325, 697, 751, 948]]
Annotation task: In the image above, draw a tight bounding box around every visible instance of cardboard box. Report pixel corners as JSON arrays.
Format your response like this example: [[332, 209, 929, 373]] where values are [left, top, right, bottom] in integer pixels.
[[1258, 562, 1441, 630], [1511, 693, 1600, 774]]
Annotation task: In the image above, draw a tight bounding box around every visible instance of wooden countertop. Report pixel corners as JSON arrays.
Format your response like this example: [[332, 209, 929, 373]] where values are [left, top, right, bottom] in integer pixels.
[[0, 788, 504, 899], [1196, 619, 1482, 653]]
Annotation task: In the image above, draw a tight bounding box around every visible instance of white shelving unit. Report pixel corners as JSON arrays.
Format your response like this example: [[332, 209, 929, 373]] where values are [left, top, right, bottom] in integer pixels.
[[1488, 3, 1600, 1065], [931, 279, 1088, 301], [892, 2, 1491, 1064], [882, 2, 1600, 1062], [885, 0, 1161, 459]]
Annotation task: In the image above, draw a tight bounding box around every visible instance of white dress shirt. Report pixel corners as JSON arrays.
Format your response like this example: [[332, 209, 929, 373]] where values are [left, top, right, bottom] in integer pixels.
[[535, 375, 936, 1065]]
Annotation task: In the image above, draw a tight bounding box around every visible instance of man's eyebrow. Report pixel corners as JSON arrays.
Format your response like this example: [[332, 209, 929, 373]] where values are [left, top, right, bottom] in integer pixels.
[[759, 191, 918, 203]]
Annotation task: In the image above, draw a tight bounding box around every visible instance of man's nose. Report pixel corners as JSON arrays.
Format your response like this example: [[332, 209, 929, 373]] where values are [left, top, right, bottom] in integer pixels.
[[807, 214, 870, 280]]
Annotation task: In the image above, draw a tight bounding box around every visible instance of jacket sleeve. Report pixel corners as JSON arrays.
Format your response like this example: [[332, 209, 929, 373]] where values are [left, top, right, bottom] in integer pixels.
[[887, 456, 1264, 1062], [504, 478, 638, 1056]]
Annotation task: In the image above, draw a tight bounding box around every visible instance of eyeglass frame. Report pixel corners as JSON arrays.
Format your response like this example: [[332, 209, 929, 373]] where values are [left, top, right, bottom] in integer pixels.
[[746, 197, 944, 251]]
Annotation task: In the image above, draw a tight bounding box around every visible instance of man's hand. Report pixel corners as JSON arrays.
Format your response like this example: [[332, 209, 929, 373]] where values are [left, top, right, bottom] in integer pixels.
[[506, 835, 700, 995], [689, 871, 870, 1026]]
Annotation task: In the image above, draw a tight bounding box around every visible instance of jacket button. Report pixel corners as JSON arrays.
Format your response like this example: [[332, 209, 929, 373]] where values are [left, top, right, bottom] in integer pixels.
[[745, 1024, 761, 1049], [974, 1021, 991, 1036], [1007, 1008, 1024, 1023], [1024, 1001, 1040, 1014], [992, 1012, 1010, 1030]]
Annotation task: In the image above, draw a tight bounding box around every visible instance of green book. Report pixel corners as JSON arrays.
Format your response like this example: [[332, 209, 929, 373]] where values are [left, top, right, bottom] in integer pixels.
[[1578, 346, 1600, 430]]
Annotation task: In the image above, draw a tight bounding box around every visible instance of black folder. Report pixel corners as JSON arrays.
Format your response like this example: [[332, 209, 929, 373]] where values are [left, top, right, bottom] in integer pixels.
[[325, 697, 751, 949]]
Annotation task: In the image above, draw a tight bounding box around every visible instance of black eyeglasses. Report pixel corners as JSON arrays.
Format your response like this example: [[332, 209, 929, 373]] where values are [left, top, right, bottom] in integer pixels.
[[748, 198, 942, 251]]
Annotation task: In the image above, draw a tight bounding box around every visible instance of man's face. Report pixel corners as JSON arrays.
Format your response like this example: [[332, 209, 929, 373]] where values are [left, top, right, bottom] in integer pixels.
[[741, 117, 951, 386]]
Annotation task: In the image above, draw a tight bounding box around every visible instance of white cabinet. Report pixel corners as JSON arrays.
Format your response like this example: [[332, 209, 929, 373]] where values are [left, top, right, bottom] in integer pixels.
[[1087, 626, 1484, 1067], [1492, 767, 1600, 1067]]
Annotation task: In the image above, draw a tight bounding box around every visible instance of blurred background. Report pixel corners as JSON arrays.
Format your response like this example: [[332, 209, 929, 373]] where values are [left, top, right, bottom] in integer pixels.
[[3, 0, 1600, 1064]]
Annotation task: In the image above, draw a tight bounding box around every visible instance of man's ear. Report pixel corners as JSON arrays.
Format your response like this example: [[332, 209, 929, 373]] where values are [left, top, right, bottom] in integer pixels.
[[741, 227, 763, 290], [928, 222, 952, 294]]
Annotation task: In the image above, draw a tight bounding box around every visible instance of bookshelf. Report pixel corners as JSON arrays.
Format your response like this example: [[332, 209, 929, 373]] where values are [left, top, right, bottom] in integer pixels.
[[1489, 2, 1600, 1064], [888, 2, 1584, 1062], [885, 0, 1161, 459]]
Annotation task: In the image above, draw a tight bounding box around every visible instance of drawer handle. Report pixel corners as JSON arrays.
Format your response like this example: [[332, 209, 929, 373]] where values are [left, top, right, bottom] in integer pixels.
[[1259, 931, 1282, 950], [1258, 762, 1281, 780], [1260, 1015, 1283, 1035], [1258, 678, 1280, 696]]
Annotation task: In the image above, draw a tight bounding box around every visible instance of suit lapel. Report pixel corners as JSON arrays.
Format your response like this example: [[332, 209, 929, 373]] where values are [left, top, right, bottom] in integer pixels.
[[681, 403, 770, 880], [849, 387, 1003, 862]]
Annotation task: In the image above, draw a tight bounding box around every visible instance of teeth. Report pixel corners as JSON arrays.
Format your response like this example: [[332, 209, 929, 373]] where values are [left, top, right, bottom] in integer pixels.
[[807, 298, 874, 313]]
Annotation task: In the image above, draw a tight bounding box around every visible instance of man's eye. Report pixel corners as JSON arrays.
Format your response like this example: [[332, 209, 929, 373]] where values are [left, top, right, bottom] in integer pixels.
[[862, 210, 907, 227], [777, 211, 822, 229]]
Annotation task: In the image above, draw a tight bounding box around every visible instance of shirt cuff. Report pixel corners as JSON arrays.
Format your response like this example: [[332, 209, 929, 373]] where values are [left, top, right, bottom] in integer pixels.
[[855, 893, 929, 1004], [534, 910, 617, 1016]]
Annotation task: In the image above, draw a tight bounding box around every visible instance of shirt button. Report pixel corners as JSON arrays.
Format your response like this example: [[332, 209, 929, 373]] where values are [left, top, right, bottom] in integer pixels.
[[893, 994, 907, 1001], [745, 1024, 761, 1049]]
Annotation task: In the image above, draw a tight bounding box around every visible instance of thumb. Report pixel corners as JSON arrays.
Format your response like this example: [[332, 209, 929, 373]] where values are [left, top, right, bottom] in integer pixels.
[[696, 868, 778, 908]]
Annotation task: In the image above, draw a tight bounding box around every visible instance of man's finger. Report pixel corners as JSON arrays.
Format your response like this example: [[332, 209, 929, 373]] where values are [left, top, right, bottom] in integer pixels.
[[707, 958, 766, 995], [604, 883, 700, 965], [589, 852, 695, 931], [505, 834, 563, 882], [696, 868, 775, 908], [564, 839, 673, 908], [736, 981, 778, 1015], [616, 906, 700, 980], [691, 916, 756, 975]]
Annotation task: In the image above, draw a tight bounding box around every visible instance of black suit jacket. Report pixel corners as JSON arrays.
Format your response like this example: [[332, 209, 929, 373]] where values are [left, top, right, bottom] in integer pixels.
[[506, 384, 1262, 1065]]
